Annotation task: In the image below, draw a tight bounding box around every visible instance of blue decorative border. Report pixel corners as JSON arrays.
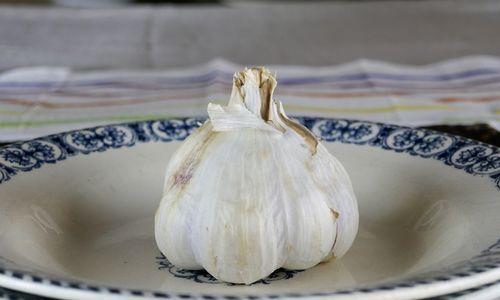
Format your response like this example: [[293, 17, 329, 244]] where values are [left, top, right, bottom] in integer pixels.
[[0, 117, 498, 299], [302, 117, 500, 189]]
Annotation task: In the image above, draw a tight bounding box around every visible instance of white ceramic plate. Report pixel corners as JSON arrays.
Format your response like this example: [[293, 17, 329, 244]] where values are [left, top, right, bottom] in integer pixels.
[[0, 117, 498, 300]]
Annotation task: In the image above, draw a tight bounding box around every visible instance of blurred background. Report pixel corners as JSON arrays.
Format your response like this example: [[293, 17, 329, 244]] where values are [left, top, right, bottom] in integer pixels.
[[0, 0, 499, 145], [2, 0, 500, 69]]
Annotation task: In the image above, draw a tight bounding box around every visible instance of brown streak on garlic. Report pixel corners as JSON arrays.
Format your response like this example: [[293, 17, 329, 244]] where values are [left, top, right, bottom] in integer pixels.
[[331, 209, 340, 220], [165, 126, 218, 195], [278, 108, 319, 155]]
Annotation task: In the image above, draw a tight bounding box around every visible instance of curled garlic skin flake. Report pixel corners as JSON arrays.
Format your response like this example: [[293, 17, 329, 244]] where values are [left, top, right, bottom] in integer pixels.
[[155, 67, 359, 284]]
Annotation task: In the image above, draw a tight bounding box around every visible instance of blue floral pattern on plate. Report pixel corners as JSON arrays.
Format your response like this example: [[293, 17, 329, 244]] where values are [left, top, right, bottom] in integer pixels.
[[156, 254, 303, 285]]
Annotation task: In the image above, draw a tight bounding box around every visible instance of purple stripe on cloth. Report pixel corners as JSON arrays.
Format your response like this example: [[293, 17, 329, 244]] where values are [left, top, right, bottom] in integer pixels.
[[2, 68, 500, 89]]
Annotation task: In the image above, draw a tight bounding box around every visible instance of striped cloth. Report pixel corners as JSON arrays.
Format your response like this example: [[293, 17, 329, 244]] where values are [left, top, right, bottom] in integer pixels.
[[0, 57, 499, 142]]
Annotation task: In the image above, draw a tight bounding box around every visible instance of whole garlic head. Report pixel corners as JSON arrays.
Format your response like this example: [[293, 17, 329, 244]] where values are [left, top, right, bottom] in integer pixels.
[[155, 67, 358, 284]]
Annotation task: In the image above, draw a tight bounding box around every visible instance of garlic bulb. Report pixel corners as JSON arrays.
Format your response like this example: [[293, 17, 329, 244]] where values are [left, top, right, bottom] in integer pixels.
[[155, 67, 358, 284]]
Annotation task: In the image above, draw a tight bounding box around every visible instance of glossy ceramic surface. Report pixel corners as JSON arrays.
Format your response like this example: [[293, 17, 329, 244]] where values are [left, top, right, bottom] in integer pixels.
[[0, 117, 498, 300]]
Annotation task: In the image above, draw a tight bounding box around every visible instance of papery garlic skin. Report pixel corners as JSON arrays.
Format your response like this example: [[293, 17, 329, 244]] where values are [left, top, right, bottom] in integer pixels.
[[155, 68, 358, 284]]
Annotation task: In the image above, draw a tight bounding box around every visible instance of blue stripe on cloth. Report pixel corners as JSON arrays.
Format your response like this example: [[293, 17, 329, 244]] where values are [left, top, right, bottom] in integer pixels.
[[1, 68, 500, 88]]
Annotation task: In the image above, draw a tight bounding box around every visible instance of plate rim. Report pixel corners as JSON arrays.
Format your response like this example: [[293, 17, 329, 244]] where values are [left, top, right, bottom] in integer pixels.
[[0, 116, 498, 299]]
